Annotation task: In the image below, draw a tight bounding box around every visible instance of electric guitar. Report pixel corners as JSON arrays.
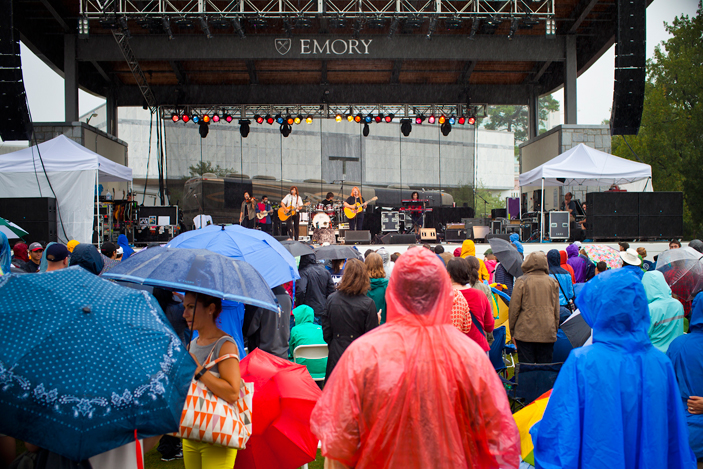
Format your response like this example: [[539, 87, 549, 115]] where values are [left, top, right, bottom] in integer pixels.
[[278, 202, 310, 222], [344, 196, 378, 219]]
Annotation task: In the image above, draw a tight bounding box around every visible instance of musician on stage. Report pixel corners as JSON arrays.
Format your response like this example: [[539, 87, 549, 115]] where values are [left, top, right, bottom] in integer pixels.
[[344, 186, 367, 231], [239, 191, 257, 229], [257, 195, 273, 235], [321, 192, 335, 208], [281, 186, 304, 240], [409, 191, 424, 234]]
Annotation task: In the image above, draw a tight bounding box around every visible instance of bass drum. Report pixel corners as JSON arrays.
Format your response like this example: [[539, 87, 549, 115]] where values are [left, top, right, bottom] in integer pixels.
[[311, 212, 331, 229]]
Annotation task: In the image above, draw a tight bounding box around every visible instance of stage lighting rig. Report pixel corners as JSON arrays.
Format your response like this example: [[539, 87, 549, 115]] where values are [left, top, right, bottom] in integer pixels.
[[400, 119, 412, 136], [276, 114, 284, 124], [239, 119, 251, 138], [415, 114, 425, 124], [363, 123, 370, 137], [182, 113, 190, 123], [441, 122, 452, 136], [266, 114, 274, 124], [335, 114, 343, 122], [428, 114, 436, 124], [212, 113, 220, 122], [199, 122, 209, 138], [280, 123, 292, 137], [294, 114, 303, 125], [306, 115, 313, 124], [255, 114, 264, 124], [225, 113, 233, 123], [171, 112, 179, 122], [385, 114, 394, 123]]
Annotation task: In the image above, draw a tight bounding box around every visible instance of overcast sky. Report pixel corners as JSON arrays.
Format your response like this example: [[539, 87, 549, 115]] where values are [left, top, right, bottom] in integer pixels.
[[10, 0, 701, 129]]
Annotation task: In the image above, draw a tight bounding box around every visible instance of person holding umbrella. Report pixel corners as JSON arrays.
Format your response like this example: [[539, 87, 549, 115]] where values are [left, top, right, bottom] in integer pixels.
[[182, 291, 242, 468]]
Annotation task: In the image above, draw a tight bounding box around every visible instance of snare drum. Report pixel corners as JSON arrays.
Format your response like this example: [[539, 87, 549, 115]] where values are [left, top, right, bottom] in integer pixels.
[[316, 203, 326, 211], [312, 212, 331, 229]]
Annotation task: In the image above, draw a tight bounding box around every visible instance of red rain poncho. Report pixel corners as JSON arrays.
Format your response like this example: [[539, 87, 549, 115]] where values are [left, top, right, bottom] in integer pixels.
[[310, 247, 520, 468]]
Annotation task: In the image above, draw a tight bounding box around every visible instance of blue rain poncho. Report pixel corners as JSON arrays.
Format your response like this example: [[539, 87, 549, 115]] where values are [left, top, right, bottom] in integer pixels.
[[0, 232, 10, 275], [667, 293, 703, 460], [531, 268, 696, 469], [642, 270, 685, 353]]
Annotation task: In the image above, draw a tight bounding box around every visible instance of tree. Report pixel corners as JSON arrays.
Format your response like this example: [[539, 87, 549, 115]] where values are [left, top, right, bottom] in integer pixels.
[[187, 161, 238, 178], [611, 3, 703, 238], [481, 94, 561, 144]]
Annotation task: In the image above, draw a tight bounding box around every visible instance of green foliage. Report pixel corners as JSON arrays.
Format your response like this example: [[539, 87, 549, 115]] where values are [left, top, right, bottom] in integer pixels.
[[445, 183, 506, 215], [482, 94, 561, 143], [611, 3, 703, 238], [187, 161, 238, 178]]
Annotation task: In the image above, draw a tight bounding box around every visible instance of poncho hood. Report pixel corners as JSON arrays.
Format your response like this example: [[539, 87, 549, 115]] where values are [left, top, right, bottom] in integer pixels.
[[69, 243, 104, 275], [521, 251, 549, 275], [460, 239, 475, 258], [690, 293, 703, 332], [547, 249, 561, 268], [566, 244, 580, 258], [642, 270, 672, 303], [293, 304, 315, 325]]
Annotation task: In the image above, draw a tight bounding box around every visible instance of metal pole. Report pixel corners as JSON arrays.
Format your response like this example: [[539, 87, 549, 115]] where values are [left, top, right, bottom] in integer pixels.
[[540, 177, 544, 243]]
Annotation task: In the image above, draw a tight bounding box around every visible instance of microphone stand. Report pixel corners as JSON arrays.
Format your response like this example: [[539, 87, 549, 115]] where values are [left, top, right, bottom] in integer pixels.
[[474, 190, 490, 227]]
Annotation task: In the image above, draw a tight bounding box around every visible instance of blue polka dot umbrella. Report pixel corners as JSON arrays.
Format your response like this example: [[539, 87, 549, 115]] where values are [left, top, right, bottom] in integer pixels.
[[0, 266, 197, 461]]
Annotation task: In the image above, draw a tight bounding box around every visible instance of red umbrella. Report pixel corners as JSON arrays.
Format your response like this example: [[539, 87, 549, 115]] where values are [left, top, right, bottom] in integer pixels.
[[234, 349, 321, 469]]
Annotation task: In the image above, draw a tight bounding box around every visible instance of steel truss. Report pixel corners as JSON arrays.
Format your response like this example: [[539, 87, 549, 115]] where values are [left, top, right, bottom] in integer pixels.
[[81, 0, 554, 20], [159, 103, 487, 120]]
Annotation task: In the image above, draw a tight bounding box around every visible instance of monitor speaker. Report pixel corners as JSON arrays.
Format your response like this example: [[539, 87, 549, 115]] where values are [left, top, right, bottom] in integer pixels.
[[381, 233, 417, 245], [344, 230, 371, 244], [638, 192, 683, 217], [445, 229, 467, 242], [420, 228, 436, 242]]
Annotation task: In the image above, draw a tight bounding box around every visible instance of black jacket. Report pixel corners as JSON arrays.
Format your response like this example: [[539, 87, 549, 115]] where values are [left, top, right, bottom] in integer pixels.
[[243, 285, 291, 359], [295, 254, 335, 318], [321, 291, 378, 380]]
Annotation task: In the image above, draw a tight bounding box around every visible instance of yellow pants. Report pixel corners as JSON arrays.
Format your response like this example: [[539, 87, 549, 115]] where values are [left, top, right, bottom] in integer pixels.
[[182, 439, 238, 469]]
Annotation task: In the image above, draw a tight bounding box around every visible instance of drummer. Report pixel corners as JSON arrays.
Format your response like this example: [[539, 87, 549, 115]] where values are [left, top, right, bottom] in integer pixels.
[[321, 192, 335, 209]]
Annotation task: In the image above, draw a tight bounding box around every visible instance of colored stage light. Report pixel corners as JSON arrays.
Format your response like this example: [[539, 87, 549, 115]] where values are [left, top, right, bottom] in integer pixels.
[[171, 113, 179, 122], [355, 113, 363, 123], [468, 116, 476, 125], [335, 114, 343, 122], [193, 115, 200, 123], [212, 113, 220, 122], [294, 114, 302, 125], [225, 114, 233, 123], [346, 114, 353, 122], [203, 114, 210, 123], [287, 115, 294, 125], [448, 115, 456, 125], [458, 116, 466, 125], [276, 114, 284, 124], [385, 114, 394, 123], [266, 114, 274, 124], [255, 114, 264, 124], [182, 113, 190, 123], [365, 114, 373, 123], [306, 115, 313, 124], [438, 115, 446, 125], [428, 114, 436, 124], [415, 115, 425, 124], [375, 114, 383, 123]]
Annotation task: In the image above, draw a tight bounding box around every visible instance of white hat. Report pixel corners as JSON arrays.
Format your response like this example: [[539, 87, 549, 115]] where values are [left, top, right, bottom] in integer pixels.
[[116, 247, 124, 255], [619, 248, 641, 266], [573, 241, 582, 248]]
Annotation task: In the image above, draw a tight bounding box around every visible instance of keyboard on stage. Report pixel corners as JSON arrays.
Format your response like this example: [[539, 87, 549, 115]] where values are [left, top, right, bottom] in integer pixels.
[[401, 199, 430, 204], [399, 207, 433, 212]]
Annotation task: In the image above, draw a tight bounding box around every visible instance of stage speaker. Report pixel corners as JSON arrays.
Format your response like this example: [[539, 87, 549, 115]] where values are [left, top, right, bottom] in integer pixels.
[[344, 230, 371, 244], [491, 208, 507, 219], [638, 192, 683, 217], [587, 192, 639, 216], [445, 229, 467, 242], [485, 233, 512, 242], [420, 228, 436, 242], [17, 221, 58, 244], [381, 233, 417, 245], [0, 0, 32, 141], [610, 0, 646, 135], [472, 226, 490, 241], [638, 216, 683, 240], [588, 216, 639, 240], [0, 197, 57, 223]]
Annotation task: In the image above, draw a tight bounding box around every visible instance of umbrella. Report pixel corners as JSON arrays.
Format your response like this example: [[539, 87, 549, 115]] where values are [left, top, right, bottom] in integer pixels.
[[513, 390, 552, 466], [166, 224, 299, 288], [280, 240, 314, 258], [0, 216, 28, 239], [488, 238, 523, 278], [0, 267, 196, 461], [234, 349, 321, 469], [314, 244, 361, 261], [559, 311, 592, 348], [656, 247, 703, 302], [103, 246, 279, 312], [580, 244, 622, 270]]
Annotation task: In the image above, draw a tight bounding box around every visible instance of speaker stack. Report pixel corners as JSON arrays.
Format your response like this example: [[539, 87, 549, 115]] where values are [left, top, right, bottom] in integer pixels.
[[0, 0, 33, 141], [610, 0, 646, 136], [638, 192, 683, 239], [0, 197, 57, 244]]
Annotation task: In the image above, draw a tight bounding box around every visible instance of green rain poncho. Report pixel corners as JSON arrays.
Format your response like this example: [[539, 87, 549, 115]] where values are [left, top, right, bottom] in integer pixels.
[[290, 304, 327, 380], [642, 270, 685, 353]]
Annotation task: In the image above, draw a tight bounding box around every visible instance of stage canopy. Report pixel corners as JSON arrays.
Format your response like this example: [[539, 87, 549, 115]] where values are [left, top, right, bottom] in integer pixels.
[[519, 143, 652, 188], [0, 135, 132, 243]]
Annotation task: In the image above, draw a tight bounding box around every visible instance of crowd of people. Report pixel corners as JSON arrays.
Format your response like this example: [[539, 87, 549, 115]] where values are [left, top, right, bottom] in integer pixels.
[[2, 228, 703, 468]]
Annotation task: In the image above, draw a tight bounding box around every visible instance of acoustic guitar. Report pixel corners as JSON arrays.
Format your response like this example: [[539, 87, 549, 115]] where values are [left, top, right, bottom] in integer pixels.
[[278, 202, 310, 221], [344, 196, 378, 219], [256, 208, 275, 220]]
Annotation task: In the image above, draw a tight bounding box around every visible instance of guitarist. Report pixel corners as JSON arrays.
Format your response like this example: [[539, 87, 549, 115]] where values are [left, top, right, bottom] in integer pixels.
[[239, 191, 257, 229], [281, 186, 304, 240], [344, 186, 367, 231], [257, 195, 273, 234]]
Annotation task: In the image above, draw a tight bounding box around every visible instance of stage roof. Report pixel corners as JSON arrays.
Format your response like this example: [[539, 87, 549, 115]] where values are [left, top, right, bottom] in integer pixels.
[[14, 0, 651, 107]]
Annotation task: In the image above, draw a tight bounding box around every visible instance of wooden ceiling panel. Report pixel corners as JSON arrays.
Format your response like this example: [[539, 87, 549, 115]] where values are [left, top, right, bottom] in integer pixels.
[[473, 61, 535, 72], [327, 71, 393, 84], [257, 71, 321, 84], [187, 72, 250, 85], [116, 72, 179, 86], [180, 60, 248, 71], [401, 60, 464, 71], [112, 61, 172, 72], [399, 71, 460, 84], [469, 72, 529, 85], [326, 60, 394, 71], [255, 60, 322, 71]]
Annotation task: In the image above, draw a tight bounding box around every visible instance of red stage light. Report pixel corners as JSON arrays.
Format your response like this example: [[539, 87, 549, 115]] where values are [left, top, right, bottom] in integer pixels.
[[458, 116, 466, 125], [375, 114, 382, 123], [266, 116, 275, 124], [225, 114, 233, 123], [182, 114, 190, 123], [428, 114, 436, 124], [354, 114, 362, 123], [255, 115, 264, 124], [212, 113, 220, 122], [384, 114, 393, 123], [468, 116, 476, 125], [171, 113, 179, 122]]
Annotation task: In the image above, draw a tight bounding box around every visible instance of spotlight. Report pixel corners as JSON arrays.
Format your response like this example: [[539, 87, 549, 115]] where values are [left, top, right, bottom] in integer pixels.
[[202, 114, 210, 123], [385, 113, 394, 123], [508, 18, 518, 40], [294, 114, 303, 125], [255, 114, 264, 124], [280, 123, 292, 137], [438, 115, 446, 124], [276, 114, 284, 124], [346, 114, 354, 122], [546, 18, 556, 37], [363, 123, 370, 137], [171, 112, 179, 122], [428, 114, 436, 124], [458, 116, 466, 125], [225, 114, 233, 123], [199, 122, 209, 138], [400, 119, 412, 136], [287, 115, 294, 125], [469, 18, 479, 39], [239, 119, 251, 138], [441, 122, 452, 136], [329, 18, 348, 29], [193, 115, 200, 124], [426, 17, 437, 39], [445, 18, 462, 30], [468, 116, 476, 125], [212, 113, 220, 122], [182, 113, 190, 123], [388, 18, 400, 38], [266, 114, 274, 124], [79, 16, 90, 39], [306, 115, 313, 124], [367, 18, 386, 29], [232, 18, 245, 38], [335, 114, 343, 123], [355, 113, 363, 123], [365, 114, 373, 123], [199, 17, 213, 39], [415, 114, 425, 124], [375, 114, 383, 123], [162, 17, 174, 40], [449, 115, 456, 125]]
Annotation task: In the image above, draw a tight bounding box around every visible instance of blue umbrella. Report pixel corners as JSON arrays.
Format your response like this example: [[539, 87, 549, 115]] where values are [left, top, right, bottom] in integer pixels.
[[166, 224, 299, 288], [0, 267, 196, 461], [103, 246, 279, 312]]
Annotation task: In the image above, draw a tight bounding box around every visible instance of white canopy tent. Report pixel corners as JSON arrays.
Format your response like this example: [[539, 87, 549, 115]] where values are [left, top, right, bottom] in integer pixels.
[[518, 143, 652, 241], [0, 135, 132, 243]]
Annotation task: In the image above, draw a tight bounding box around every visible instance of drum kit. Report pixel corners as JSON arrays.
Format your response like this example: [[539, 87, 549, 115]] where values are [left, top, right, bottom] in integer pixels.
[[310, 202, 343, 230]]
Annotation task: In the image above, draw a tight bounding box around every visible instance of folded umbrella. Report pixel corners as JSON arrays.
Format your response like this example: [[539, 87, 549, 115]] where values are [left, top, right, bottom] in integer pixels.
[[313, 244, 361, 261], [581, 244, 622, 270], [166, 224, 299, 288], [280, 240, 314, 258], [234, 349, 322, 469], [0, 267, 196, 461], [0, 216, 28, 240], [656, 247, 703, 302], [103, 246, 279, 312], [488, 238, 523, 278]]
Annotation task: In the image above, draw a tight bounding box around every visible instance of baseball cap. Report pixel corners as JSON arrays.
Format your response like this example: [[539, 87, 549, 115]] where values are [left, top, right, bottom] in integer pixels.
[[46, 243, 69, 262], [100, 241, 117, 256], [29, 242, 44, 252]]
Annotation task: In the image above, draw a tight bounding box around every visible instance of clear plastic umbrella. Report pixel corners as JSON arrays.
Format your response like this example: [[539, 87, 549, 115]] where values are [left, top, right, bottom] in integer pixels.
[[656, 247, 703, 302]]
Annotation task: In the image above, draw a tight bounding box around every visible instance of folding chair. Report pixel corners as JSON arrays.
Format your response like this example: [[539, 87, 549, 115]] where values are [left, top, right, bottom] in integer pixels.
[[507, 362, 563, 411], [293, 344, 329, 383], [489, 326, 517, 378]]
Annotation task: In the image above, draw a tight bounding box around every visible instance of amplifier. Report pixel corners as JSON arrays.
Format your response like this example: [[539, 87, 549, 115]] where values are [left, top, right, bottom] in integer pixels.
[[445, 229, 467, 242], [446, 223, 465, 230], [381, 233, 417, 245], [420, 228, 437, 242], [472, 226, 490, 241], [344, 230, 371, 244], [491, 220, 503, 234]]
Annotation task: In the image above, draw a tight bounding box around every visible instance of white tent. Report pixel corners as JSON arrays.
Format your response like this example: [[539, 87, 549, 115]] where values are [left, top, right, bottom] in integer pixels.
[[519, 143, 652, 242], [0, 135, 132, 243]]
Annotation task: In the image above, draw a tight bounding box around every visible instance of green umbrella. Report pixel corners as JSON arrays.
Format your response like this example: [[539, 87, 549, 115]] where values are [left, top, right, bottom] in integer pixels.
[[0, 217, 28, 239]]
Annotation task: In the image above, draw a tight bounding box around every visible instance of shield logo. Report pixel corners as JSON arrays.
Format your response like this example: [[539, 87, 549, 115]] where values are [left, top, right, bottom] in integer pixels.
[[275, 38, 292, 56]]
